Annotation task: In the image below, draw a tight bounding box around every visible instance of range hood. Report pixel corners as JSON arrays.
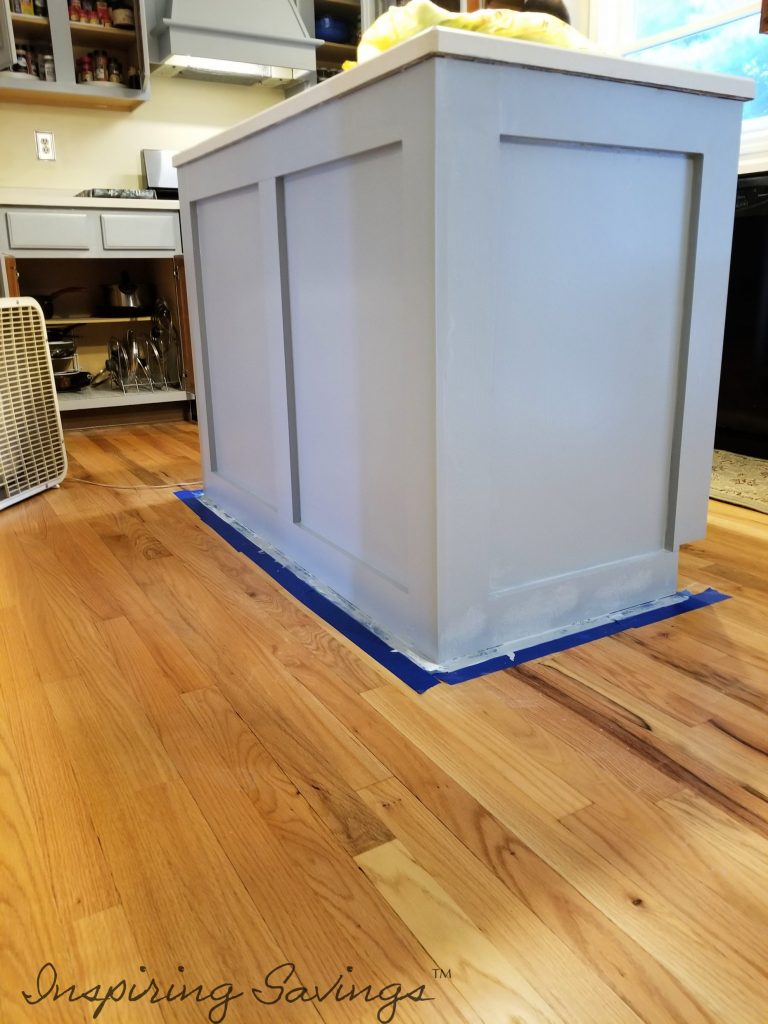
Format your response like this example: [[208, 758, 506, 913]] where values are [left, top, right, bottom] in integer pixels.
[[147, 0, 321, 87]]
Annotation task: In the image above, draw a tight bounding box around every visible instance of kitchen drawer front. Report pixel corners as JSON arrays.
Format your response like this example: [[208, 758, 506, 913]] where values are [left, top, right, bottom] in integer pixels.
[[100, 212, 181, 252], [5, 210, 91, 250]]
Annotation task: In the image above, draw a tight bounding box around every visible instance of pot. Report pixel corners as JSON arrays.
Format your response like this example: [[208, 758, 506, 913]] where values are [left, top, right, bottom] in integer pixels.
[[54, 369, 92, 392], [48, 324, 79, 346], [105, 273, 153, 316], [33, 287, 84, 319]]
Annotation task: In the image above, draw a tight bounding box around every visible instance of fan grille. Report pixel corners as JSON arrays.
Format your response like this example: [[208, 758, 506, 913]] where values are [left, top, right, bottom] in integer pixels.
[[0, 299, 67, 507]]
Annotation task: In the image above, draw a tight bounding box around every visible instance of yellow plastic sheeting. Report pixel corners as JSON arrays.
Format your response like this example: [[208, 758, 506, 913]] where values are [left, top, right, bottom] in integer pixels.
[[349, 0, 598, 67]]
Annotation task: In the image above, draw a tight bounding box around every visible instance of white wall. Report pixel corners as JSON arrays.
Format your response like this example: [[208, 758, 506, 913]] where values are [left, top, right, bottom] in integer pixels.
[[0, 76, 285, 190]]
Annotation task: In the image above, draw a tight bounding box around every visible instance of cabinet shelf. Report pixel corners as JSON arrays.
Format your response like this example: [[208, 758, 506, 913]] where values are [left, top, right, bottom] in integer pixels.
[[317, 41, 357, 64], [10, 13, 50, 41], [315, 0, 359, 14], [0, 69, 143, 109], [47, 316, 152, 326], [57, 386, 191, 410], [69, 22, 137, 50]]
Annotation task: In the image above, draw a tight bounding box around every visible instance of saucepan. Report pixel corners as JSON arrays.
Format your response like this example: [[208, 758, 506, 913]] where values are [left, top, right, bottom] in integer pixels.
[[33, 287, 85, 319], [54, 370, 92, 392]]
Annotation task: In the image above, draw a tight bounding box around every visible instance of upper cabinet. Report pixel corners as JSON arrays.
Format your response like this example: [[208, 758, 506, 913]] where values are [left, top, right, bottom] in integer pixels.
[[313, 0, 360, 79], [0, 0, 150, 109], [312, 0, 462, 78]]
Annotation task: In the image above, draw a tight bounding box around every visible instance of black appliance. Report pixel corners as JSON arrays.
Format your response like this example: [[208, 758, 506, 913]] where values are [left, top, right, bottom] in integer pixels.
[[716, 172, 768, 457]]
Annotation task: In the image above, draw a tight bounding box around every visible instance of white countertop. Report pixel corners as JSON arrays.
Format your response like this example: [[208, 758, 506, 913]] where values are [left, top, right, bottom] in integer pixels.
[[0, 188, 179, 210], [175, 25, 755, 168]]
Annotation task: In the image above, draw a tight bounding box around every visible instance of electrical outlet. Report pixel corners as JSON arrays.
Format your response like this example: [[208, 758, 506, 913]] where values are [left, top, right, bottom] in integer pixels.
[[34, 130, 55, 161]]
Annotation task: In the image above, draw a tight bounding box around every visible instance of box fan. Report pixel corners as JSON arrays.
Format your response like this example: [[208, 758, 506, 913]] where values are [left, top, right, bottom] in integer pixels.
[[0, 298, 67, 511]]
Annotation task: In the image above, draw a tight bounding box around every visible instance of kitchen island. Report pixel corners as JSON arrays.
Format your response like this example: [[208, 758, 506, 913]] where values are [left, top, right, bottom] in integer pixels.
[[175, 27, 752, 669]]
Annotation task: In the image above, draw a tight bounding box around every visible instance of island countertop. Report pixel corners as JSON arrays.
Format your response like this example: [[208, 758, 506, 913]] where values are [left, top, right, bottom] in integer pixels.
[[175, 25, 754, 169]]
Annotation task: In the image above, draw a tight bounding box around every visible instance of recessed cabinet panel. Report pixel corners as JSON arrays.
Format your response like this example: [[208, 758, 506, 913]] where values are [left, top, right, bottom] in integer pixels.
[[101, 213, 179, 252], [489, 139, 692, 592], [7, 211, 90, 250], [284, 144, 411, 589], [194, 185, 279, 509]]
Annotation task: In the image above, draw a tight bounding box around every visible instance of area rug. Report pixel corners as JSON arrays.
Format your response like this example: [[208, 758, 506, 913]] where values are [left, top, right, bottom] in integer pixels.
[[711, 450, 768, 514]]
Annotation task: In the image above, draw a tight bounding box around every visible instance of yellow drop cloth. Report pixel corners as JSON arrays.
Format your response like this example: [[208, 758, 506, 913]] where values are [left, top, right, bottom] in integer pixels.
[[345, 0, 597, 69]]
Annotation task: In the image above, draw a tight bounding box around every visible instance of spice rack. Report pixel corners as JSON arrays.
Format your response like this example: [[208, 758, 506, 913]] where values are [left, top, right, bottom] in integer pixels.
[[0, 0, 150, 109]]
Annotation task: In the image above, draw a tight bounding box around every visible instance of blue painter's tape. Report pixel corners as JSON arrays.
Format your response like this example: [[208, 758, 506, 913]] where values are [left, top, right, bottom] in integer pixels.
[[439, 587, 730, 685], [175, 491, 438, 692], [175, 491, 730, 694]]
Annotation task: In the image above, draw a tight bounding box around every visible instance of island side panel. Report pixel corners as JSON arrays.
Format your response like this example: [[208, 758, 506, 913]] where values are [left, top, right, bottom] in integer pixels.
[[179, 60, 441, 659], [434, 58, 743, 663], [190, 184, 283, 513]]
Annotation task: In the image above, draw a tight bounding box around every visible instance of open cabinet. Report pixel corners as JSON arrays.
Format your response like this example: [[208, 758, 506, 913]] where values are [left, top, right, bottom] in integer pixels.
[[1, 201, 194, 424], [0, 0, 150, 109]]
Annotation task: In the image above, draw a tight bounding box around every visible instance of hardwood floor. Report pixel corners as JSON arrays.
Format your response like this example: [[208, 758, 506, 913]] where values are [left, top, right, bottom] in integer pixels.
[[1, 422, 767, 1024]]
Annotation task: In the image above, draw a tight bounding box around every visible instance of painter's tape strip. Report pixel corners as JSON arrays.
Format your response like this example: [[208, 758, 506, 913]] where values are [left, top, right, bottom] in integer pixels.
[[438, 587, 730, 685], [175, 491, 437, 693], [176, 492, 730, 694]]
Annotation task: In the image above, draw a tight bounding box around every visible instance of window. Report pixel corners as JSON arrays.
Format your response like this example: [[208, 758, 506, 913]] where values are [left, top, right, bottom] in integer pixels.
[[591, 2, 768, 169]]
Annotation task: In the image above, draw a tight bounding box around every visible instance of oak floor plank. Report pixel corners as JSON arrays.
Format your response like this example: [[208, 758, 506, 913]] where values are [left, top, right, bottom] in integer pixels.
[[71, 906, 161, 1024], [0, 610, 118, 923], [658, 788, 768, 890], [80, 780, 323, 1024], [614, 624, 768, 713], [426, 680, 678, 812], [560, 796, 768, 943], [356, 839, 567, 1024], [279, 659, 716, 1022], [362, 683, 768, 1023], [413, 685, 592, 819], [0, 680, 89, 1023], [91, 540, 395, 857], [140, 497, 401, 696], [483, 674, 684, 802], [510, 654, 768, 830], [359, 778, 648, 1024], [92, 617, 477, 1024]]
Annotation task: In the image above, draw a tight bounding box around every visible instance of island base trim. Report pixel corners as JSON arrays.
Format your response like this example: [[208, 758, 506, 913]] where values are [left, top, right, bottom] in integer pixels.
[[175, 489, 729, 692]]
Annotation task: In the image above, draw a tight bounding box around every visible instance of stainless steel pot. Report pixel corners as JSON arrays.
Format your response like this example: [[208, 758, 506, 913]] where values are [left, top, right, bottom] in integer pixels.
[[105, 274, 153, 315]]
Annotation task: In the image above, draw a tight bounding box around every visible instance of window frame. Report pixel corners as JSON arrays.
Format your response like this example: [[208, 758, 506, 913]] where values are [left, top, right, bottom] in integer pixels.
[[588, 0, 768, 171]]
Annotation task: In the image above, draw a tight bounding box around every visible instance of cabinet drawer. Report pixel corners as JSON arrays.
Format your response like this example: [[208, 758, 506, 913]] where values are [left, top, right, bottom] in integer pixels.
[[6, 211, 90, 250], [101, 212, 179, 251]]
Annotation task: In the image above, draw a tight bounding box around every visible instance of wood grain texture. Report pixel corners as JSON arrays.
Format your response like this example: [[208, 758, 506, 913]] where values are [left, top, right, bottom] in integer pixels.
[[1, 423, 767, 1023]]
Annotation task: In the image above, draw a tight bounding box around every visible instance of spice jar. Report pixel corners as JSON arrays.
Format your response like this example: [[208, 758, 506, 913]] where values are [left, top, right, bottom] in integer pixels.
[[93, 49, 108, 81], [13, 45, 29, 73], [127, 64, 140, 89], [69, 0, 82, 21], [77, 54, 94, 82], [109, 0, 135, 29], [37, 48, 54, 80], [108, 57, 122, 84], [95, 0, 109, 25], [33, 0, 47, 15]]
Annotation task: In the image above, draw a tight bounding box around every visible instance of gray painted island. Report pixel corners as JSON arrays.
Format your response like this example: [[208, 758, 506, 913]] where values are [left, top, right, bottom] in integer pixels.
[[175, 27, 752, 669]]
